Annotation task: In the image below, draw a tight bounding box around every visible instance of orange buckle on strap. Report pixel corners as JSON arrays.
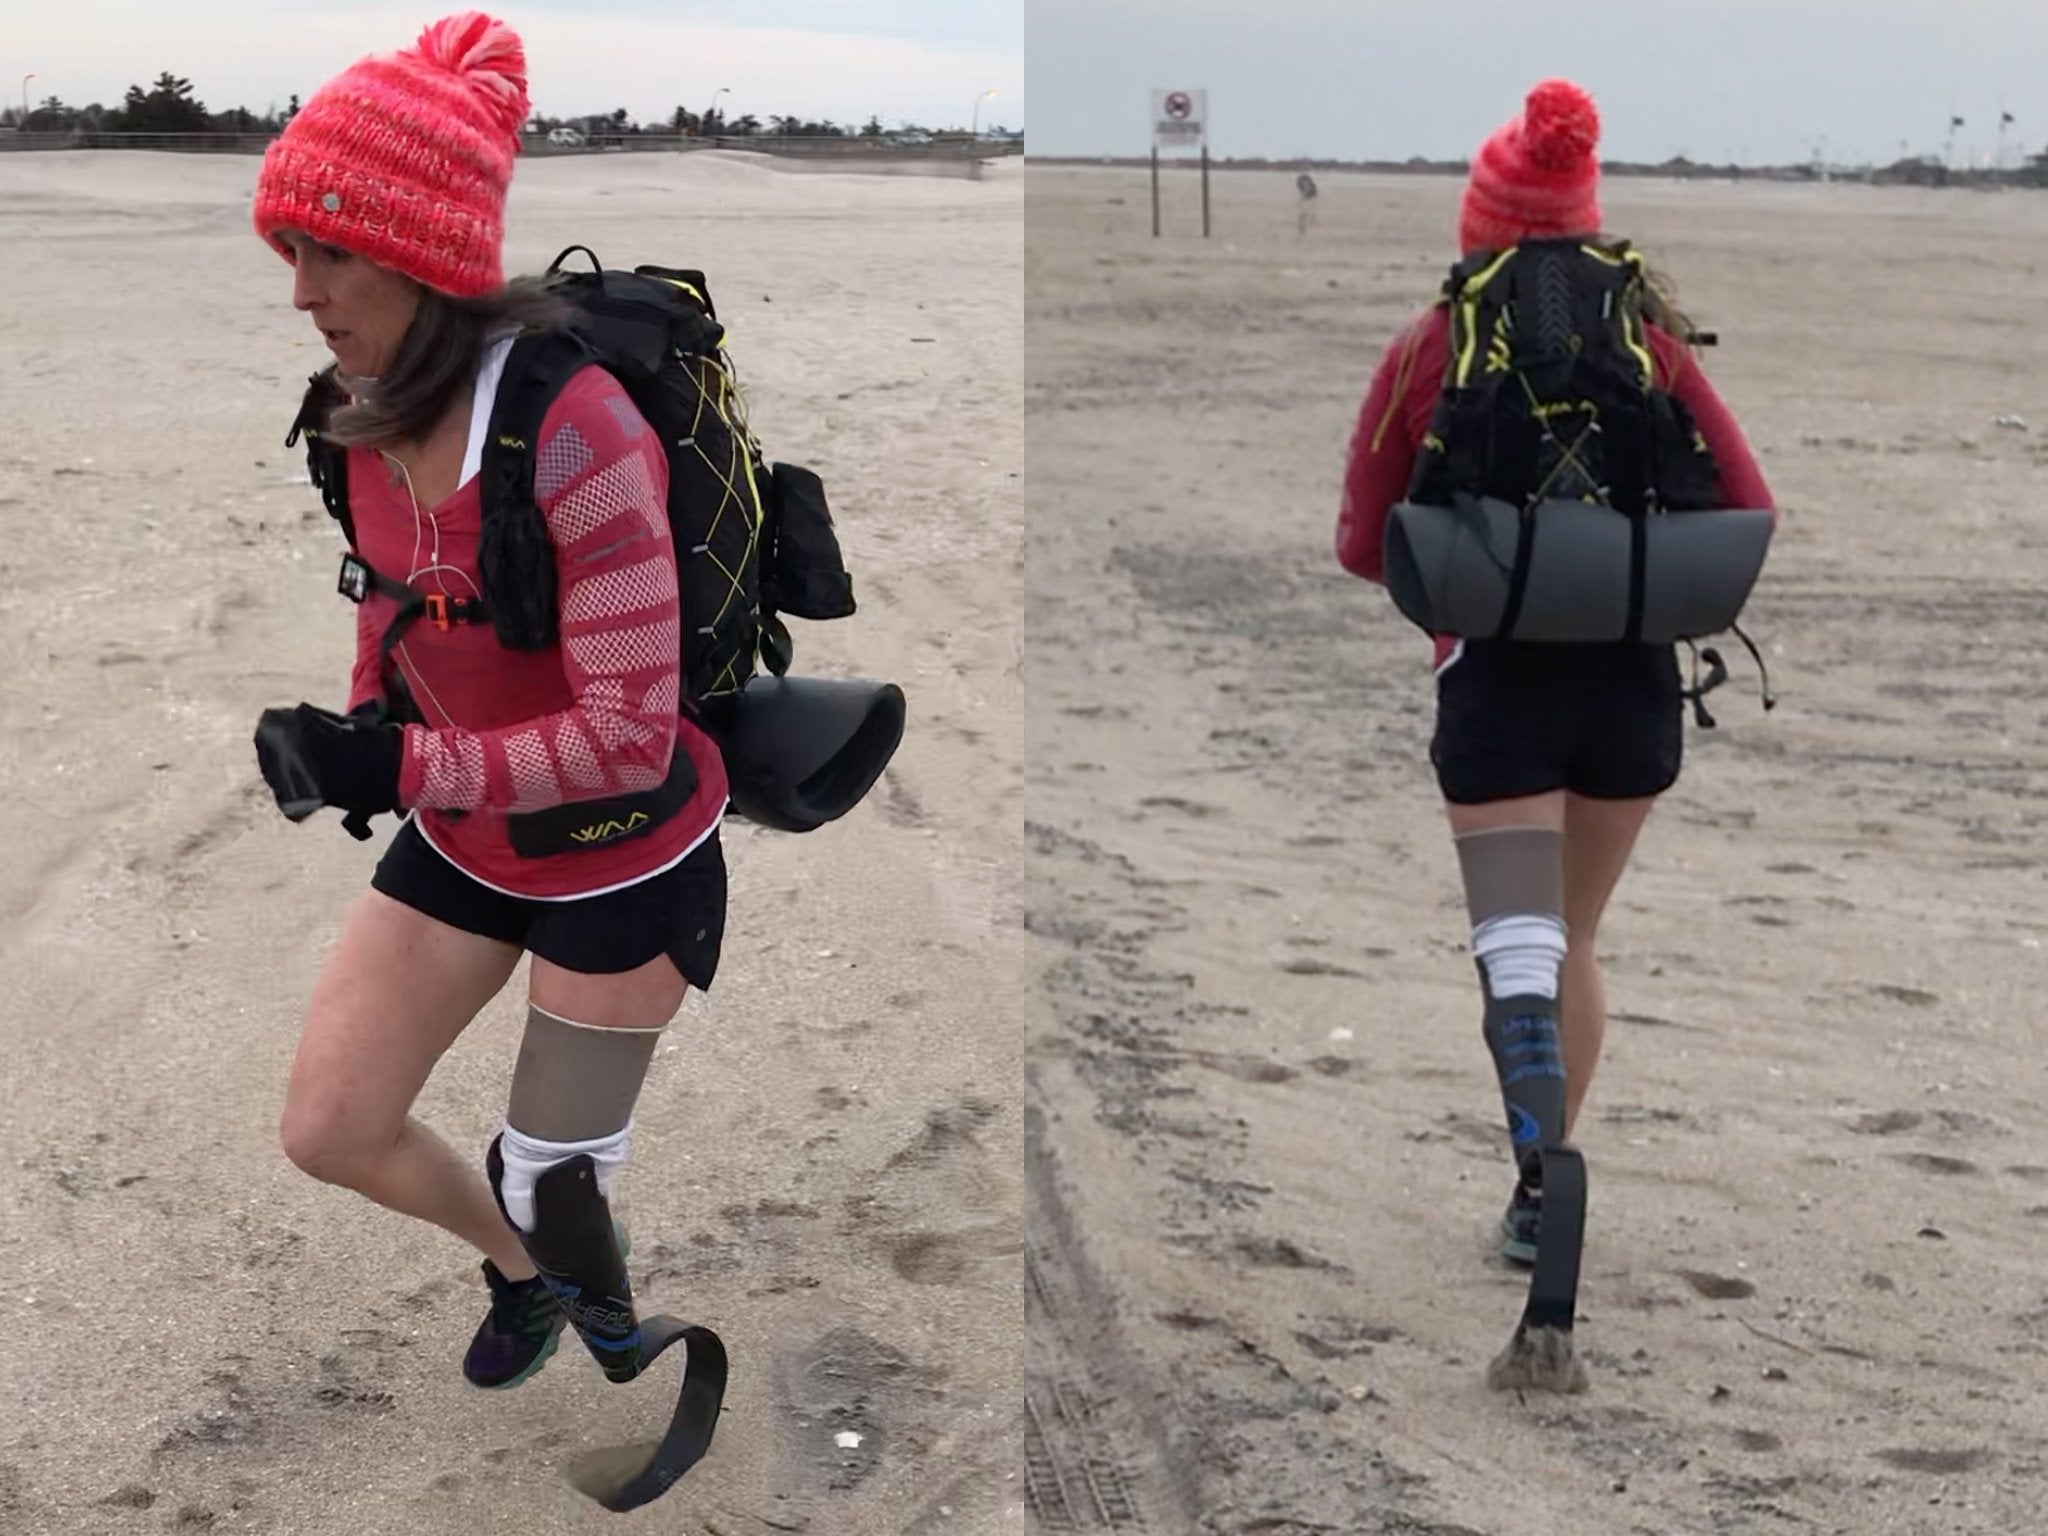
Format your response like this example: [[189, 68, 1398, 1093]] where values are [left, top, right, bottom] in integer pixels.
[[424, 592, 454, 630]]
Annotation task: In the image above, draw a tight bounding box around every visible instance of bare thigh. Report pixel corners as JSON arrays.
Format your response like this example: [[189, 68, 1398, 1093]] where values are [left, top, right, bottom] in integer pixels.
[[1561, 793, 1659, 938], [282, 890, 522, 1172]]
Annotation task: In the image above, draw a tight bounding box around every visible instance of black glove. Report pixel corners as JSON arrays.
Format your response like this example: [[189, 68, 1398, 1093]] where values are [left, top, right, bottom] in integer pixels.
[[254, 702, 405, 839]]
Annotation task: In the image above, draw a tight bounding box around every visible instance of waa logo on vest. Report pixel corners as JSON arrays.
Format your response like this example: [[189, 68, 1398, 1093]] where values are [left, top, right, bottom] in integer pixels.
[[571, 811, 653, 845]]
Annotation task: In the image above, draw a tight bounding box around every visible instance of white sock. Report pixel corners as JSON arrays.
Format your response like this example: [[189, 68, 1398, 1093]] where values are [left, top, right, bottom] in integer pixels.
[[1472, 913, 1569, 1000], [494, 1123, 632, 1234]]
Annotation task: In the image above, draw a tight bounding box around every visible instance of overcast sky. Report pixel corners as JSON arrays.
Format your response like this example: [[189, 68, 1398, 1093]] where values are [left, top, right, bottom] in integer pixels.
[[1029, 0, 2046, 166], [3, 0, 1023, 130]]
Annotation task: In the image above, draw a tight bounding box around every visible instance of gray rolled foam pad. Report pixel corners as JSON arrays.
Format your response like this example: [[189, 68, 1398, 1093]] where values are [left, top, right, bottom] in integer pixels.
[[719, 674, 906, 833], [1384, 496, 1772, 643]]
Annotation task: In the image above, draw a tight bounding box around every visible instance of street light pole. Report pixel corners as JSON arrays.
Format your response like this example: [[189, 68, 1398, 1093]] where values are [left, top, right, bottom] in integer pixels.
[[972, 88, 996, 138], [703, 86, 729, 137], [21, 73, 34, 129]]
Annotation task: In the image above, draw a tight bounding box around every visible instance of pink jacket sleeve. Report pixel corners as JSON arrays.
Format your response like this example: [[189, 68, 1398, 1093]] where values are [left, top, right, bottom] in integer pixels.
[[1336, 313, 1438, 583], [396, 369, 682, 813], [1651, 331, 1776, 519]]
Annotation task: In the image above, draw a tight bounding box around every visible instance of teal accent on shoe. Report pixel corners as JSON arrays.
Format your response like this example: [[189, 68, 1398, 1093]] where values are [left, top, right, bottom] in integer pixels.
[[1499, 1185, 1541, 1267], [472, 1317, 563, 1392]]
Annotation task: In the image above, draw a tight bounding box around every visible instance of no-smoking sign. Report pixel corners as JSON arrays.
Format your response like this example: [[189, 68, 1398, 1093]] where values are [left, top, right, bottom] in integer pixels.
[[1151, 87, 1207, 151]]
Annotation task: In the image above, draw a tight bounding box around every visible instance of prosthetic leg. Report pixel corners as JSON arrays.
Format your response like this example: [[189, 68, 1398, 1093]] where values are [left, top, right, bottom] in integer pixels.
[[1456, 827, 1589, 1394], [487, 1006, 728, 1510]]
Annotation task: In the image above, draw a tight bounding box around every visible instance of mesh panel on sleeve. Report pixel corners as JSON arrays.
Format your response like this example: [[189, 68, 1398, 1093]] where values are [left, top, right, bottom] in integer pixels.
[[534, 422, 595, 503], [504, 727, 562, 810], [549, 453, 661, 547], [605, 392, 648, 438], [553, 717, 607, 792], [562, 556, 674, 626], [566, 615, 683, 678], [411, 731, 489, 808]]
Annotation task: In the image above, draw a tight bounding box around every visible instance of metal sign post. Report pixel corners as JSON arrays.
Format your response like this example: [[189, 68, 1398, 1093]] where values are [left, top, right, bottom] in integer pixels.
[[1150, 87, 1209, 238]]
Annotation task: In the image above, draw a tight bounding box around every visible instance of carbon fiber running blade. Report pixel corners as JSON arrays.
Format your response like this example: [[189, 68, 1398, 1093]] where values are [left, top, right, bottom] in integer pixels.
[[1522, 1147, 1586, 1333], [564, 1317, 727, 1513]]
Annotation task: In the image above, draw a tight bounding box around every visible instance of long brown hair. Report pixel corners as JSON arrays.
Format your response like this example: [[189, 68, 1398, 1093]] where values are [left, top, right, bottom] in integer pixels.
[[320, 276, 570, 449]]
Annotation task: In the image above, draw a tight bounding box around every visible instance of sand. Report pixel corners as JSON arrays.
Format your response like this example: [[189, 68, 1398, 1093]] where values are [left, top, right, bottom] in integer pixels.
[[1025, 166, 2048, 1534], [0, 148, 1021, 1533]]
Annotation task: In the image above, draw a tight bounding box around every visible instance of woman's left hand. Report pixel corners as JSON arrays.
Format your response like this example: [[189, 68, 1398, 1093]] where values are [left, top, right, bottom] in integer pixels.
[[254, 702, 405, 821]]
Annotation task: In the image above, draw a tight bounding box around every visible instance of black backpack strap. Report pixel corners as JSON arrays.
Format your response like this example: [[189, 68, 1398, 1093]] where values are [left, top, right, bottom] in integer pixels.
[[475, 330, 597, 652], [482, 332, 594, 520], [286, 369, 355, 547]]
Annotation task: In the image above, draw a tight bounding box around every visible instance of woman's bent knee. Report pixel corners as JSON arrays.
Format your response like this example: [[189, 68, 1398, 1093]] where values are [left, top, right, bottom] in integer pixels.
[[278, 1087, 396, 1187]]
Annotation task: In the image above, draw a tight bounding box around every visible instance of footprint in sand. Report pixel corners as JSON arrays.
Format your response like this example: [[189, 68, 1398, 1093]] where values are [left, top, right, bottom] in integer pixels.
[[1202, 1055, 1297, 1086], [1277, 956, 1364, 978], [1892, 1152, 1982, 1177], [1873, 1447, 1994, 1474], [875, 772, 927, 829], [1233, 1234, 1345, 1272], [885, 1097, 999, 1170], [1675, 1270, 1757, 1300], [1850, 1109, 1923, 1136], [1137, 795, 1221, 819], [886, 1227, 1010, 1284]]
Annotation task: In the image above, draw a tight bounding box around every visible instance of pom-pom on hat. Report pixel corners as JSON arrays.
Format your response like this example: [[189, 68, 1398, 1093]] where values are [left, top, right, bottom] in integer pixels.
[[252, 11, 530, 297], [1458, 78, 1603, 256]]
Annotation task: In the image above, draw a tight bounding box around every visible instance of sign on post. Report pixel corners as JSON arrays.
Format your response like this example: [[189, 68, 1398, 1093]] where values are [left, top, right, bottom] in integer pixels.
[[1149, 88, 1211, 239], [1151, 89, 1207, 151]]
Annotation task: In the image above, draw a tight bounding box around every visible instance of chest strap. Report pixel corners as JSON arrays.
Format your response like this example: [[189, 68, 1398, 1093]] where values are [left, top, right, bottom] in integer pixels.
[[339, 552, 494, 661]]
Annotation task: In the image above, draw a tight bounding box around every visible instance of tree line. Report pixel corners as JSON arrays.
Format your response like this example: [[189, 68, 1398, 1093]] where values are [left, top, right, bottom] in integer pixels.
[[1, 75, 1002, 140]]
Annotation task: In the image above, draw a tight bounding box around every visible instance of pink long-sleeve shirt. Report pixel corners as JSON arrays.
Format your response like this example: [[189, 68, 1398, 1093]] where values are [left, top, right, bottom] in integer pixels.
[[1336, 305, 1775, 663], [344, 362, 726, 899]]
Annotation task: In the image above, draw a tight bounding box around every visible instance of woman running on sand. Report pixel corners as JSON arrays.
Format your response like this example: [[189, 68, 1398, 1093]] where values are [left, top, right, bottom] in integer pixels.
[[249, 12, 726, 1394], [1334, 80, 1775, 1271]]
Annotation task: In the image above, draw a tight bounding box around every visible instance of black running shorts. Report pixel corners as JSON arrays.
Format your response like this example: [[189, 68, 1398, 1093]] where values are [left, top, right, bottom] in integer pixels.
[[1430, 640, 1683, 805], [370, 818, 727, 989]]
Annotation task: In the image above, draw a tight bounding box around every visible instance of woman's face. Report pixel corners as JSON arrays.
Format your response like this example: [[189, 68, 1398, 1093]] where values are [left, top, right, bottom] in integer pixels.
[[274, 229, 420, 380]]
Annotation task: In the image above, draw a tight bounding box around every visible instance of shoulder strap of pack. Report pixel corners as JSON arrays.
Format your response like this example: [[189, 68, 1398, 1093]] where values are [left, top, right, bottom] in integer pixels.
[[478, 330, 597, 527], [1443, 246, 1519, 390], [1573, 241, 1655, 392], [286, 370, 355, 548]]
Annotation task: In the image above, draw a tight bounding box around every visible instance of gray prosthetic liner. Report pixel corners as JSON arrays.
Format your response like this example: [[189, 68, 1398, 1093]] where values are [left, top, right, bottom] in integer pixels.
[[1456, 827, 1564, 930], [506, 1005, 662, 1142], [1455, 829, 1568, 1177]]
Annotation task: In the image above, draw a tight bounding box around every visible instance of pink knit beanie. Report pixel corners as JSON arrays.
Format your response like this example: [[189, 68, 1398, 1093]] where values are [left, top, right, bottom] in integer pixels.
[[253, 11, 529, 297], [1459, 79, 1603, 256]]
